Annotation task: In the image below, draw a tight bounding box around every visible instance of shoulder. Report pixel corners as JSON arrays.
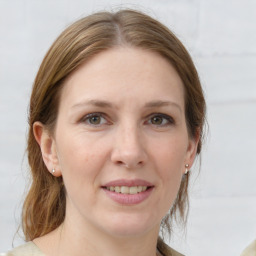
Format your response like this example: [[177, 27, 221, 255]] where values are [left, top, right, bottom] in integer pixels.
[[157, 237, 184, 256], [165, 245, 184, 256], [241, 240, 256, 256], [1, 242, 45, 256]]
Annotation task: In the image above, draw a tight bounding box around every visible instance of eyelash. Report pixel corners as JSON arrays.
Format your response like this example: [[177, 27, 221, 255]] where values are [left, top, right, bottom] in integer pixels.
[[146, 113, 175, 126], [80, 112, 175, 127], [81, 112, 109, 126]]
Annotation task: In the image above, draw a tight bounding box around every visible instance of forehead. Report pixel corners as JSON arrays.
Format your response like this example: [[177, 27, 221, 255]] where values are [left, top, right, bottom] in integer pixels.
[[60, 47, 185, 109]]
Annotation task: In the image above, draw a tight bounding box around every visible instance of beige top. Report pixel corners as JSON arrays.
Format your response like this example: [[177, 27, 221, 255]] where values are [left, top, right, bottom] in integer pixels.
[[1, 240, 184, 256], [240, 240, 256, 256], [1, 242, 45, 256]]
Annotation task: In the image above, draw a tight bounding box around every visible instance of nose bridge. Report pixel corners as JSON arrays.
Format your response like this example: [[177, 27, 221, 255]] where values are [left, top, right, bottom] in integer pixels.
[[111, 119, 146, 168], [121, 122, 140, 151]]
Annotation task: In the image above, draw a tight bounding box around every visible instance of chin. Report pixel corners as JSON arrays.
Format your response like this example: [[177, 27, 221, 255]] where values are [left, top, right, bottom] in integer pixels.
[[102, 214, 158, 238], [107, 226, 151, 238]]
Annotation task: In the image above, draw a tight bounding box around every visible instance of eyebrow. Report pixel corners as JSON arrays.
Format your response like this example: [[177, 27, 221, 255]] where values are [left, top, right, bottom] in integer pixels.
[[71, 99, 113, 109], [144, 100, 182, 113], [71, 99, 182, 112]]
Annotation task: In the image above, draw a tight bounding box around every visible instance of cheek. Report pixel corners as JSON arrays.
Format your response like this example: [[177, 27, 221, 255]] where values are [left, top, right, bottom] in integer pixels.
[[56, 137, 113, 204], [152, 136, 188, 172], [59, 146, 105, 180], [57, 143, 105, 204], [56, 130, 108, 170], [151, 136, 187, 197], [159, 161, 183, 196], [155, 148, 184, 213]]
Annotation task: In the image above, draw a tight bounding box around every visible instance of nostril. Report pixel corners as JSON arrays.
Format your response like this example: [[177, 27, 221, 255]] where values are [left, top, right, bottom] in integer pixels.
[[115, 160, 134, 169], [115, 160, 145, 169]]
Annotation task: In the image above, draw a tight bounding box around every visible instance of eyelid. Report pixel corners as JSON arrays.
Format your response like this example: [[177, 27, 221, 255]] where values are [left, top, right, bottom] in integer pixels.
[[146, 113, 175, 125], [79, 112, 175, 127], [80, 112, 110, 125]]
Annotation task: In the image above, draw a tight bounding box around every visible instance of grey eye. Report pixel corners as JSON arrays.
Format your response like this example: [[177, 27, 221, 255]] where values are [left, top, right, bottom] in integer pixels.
[[151, 116, 164, 125], [83, 113, 108, 126], [88, 116, 102, 125]]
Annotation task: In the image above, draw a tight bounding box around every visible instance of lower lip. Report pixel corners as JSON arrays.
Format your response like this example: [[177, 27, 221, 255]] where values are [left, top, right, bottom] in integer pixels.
[[102, 187, 154, 205]]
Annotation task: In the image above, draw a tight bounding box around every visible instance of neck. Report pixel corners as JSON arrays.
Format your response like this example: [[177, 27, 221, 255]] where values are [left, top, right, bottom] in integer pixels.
[[56, 219, 160, 256], [34, 217, 161, 256]]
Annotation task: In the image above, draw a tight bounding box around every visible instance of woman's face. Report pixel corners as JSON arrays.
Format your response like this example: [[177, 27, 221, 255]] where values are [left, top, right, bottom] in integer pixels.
[[40, 47, 198, 238]]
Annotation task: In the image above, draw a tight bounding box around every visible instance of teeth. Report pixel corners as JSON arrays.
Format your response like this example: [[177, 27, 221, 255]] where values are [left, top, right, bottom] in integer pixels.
[[129, 186, 138, 194], [106, 186, 148, 194], [115, 186, 121, 193], [121, 186, 129, 194]]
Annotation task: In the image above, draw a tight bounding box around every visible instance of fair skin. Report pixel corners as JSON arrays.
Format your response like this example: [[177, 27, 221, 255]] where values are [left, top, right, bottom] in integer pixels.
[[33, 47, 198, 256]]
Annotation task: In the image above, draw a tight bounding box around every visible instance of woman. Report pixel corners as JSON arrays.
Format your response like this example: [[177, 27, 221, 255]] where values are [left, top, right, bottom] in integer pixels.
[[4, 9, 206, 256]]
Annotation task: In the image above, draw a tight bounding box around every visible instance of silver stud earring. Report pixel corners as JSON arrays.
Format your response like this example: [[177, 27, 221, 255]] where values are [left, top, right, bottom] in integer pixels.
[[185, 164, 189, 174], [52, 169, 56, 174]]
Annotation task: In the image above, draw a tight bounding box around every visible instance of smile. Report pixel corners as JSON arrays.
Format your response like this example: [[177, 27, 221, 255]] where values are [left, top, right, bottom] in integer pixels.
[[105, 186, 148, 194], [102, 179, 154, 205]]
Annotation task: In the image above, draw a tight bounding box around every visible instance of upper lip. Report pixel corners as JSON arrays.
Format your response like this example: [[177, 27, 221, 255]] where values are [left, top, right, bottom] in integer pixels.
[[102, 179, 154, 187]]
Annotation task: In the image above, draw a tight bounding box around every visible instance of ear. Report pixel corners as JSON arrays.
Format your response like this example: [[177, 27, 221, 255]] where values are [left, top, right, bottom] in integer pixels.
[[185, 129, 200, 172], [33, 121, 62, 177]]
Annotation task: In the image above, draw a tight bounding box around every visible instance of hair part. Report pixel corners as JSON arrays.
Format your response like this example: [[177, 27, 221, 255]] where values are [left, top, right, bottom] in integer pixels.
[[23, 9, 206, 242]]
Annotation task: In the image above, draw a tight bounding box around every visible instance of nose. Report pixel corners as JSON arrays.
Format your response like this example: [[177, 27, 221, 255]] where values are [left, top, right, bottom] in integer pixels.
[[110, 124, 147, 169]]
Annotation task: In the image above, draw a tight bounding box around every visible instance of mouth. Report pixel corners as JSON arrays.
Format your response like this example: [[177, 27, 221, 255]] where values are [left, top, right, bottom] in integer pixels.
[[103, 185, 150, 194], [101, 179, 154, 205]]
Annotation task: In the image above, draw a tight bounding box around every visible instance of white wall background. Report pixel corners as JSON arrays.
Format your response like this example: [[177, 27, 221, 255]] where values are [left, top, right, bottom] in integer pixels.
[[0, 0, 255, 255]]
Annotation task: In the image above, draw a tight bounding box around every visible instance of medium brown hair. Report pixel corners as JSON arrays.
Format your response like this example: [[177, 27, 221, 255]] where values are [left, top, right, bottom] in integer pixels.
[[23, 9, 206, 241]]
